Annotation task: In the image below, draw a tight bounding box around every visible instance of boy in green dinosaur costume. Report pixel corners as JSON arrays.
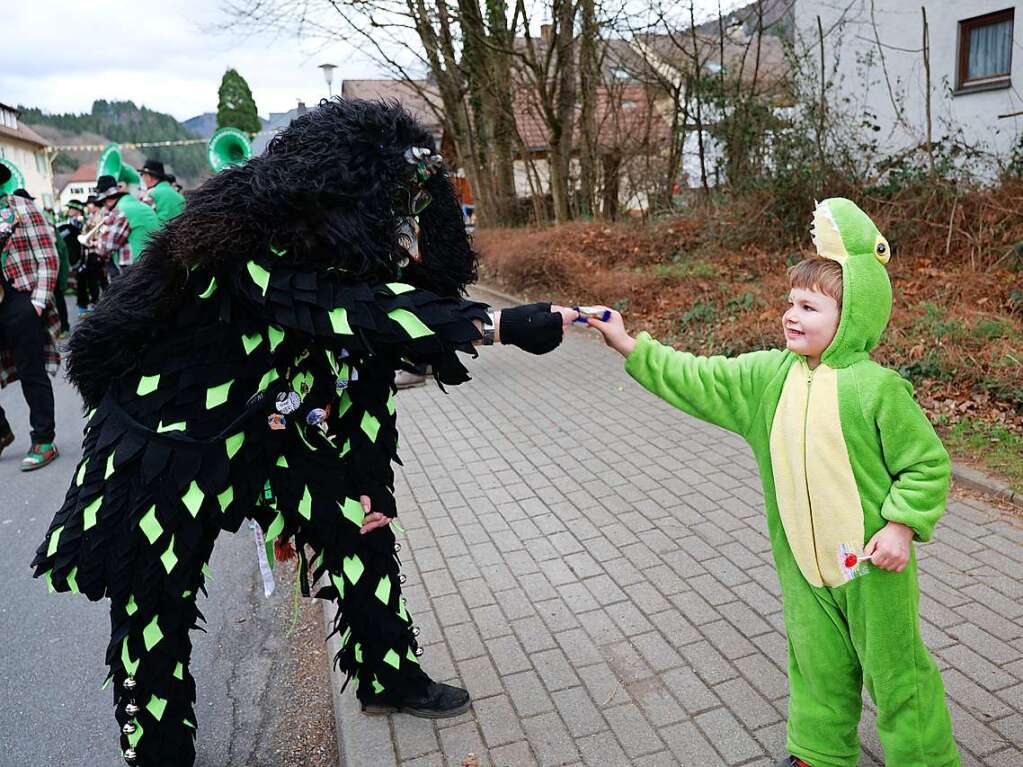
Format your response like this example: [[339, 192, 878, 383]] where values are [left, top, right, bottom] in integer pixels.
[[586, 198, 959, 767]]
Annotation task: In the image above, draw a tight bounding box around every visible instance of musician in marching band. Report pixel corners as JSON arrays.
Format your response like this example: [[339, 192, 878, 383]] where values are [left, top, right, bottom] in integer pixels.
[[0, 164, 61, 471], [138, 159, 185, 224], [92, 175, 160, 273]]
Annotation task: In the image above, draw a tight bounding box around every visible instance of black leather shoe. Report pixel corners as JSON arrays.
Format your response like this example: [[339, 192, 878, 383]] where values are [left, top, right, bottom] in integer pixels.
[[361, 680, 471, 718], [0, 427, 14, 458]]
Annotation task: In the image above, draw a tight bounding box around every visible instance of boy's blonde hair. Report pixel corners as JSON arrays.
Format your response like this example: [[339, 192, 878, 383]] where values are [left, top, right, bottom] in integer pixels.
[[788, 257, 843, 307]]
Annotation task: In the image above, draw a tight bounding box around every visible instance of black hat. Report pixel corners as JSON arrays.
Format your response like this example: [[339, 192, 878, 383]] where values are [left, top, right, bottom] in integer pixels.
[[86, 194, 99, 206], [166, 173, 176, 183], [95, 175, 126, 202], [13, 188, 34, 201], [138, 159, 167, 180], [0, 164, 10, 184]]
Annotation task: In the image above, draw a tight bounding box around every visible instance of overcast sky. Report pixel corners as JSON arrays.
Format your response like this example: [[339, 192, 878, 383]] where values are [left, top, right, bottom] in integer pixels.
[[2, 0, 743, 123]]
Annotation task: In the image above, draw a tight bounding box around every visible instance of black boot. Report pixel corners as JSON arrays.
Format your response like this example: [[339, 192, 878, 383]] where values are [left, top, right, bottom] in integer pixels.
[[0, 417, 13, 458], [361, 680, 471, 719]]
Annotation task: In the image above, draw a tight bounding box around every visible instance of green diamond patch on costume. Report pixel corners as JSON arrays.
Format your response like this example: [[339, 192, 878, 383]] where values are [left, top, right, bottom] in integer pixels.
[[121, 637, 139, 675], [372, 677, 385, 694], [157, 421, 186, 433], [298, 486, 312, 519], [75, 459, 89, 486], [161, 536, 178, 573], [386, 282, 415, 295], [354, 643, 363, 664], [182, 481, 204, 517], [331, 572, 345, 599], [268, 325, 285, 352], [139, 507, 162, 544], [46, 525, 63, 557], [241, 333, 262, 355], [82, 496, 102, 531], [341, 497, 364, 526], [66, 567, 79, 593], [225, 432, 245, 459], [143, 616, 164, 651], [374, 576, 391, 605], [360, 412, 381, 442], [406, 648, 419, 664], [146, 695, 168, 721], [342, 555, 364, 585], [125, 594, 138, 616], [174, 662, 184, 680], [198, 276, 218, 299], [206, 380, 233, 409], [329, 307, 352, 335], [137, 374, 160, 397], [217, 486, 234, 512], [247, 261, 270, 295], [257, 369, 279, 392], [387, 308, 433, 339], [127, 722, 143, 748], [382, 649, 401, 669], [105, 452, 116, 479], [387, 393, 396, 416]]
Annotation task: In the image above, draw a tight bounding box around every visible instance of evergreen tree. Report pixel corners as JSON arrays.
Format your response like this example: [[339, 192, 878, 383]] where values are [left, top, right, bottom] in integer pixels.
[[216, 69, 261, 134]]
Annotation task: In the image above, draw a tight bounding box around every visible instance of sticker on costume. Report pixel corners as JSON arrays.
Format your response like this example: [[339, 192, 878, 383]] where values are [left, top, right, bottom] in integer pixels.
[[306, 408, 327, 426], [275, 391, 301, 414], [838, 543, 871, 582], [268, 413, 287, 430], [336, 376, 349, 393]]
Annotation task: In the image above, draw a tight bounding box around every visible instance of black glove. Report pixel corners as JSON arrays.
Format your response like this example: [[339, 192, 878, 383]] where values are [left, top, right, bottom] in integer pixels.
[[499, 302, 563, 355]]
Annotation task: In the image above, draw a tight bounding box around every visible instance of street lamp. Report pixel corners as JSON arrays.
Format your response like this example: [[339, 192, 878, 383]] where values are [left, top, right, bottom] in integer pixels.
[[319, 63, 338, 98]]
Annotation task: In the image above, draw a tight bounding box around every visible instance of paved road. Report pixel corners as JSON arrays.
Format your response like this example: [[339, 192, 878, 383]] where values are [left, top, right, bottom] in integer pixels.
[[334, 290, 1023, 767], [0, 309, 301, 766]]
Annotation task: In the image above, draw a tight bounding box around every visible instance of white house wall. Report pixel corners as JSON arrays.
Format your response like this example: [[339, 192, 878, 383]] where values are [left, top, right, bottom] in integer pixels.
[[0, 139, 55, 208], [794, 1, 1022, 169]]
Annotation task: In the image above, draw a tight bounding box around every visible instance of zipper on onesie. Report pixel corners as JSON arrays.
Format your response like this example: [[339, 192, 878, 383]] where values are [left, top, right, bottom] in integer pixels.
[[801, 362, 823, 583]]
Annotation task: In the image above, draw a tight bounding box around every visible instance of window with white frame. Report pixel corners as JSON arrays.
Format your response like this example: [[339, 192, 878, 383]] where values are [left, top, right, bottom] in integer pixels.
[[957, 8, 1014, 93]]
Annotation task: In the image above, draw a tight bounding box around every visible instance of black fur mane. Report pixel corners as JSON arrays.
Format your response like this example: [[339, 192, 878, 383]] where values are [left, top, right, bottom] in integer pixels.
[[67, 98, 478, 408]]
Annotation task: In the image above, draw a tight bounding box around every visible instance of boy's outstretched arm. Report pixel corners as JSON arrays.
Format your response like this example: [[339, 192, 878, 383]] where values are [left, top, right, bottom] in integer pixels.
[[588, 308, 782, 437]]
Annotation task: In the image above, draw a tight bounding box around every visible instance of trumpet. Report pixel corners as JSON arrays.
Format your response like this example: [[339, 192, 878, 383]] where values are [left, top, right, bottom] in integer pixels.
[[77, 220, 106, 247]]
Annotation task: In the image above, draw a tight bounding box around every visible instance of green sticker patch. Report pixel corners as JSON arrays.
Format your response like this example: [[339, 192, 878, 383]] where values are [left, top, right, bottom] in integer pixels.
[[241, 333, 263, 355], [125, 594, 138, 616], [257, 368, 279, 392], [330, 572, 345, 599], [206, 380, 233, 409], [82, 496, 102, 531], [105, 452, 116, 479], [121, 637, 139, 675], [247, 261, 270, 295], [75, 459, 89, 486], [173, 662, 184, 681], [340, 497, 364, 527], [342, 555, 364, 585], [182, 481, 204, 517], [137, 374, 160, 397], [217, 486, 234, 512], [374, 576, 391, 605], [360, 412, 381, 443], [298, 486, 312, 520], [157, 421, 186, 433], [139, 507, 162, 544], [382, 649, 401, 669], [198, 276, 218, 299], [268, 325, 285, 352], [161, 535, 178, 573], [225, 432, 245, 460], [66, 567, 79, 593], [143, 616, 164, 651], [146, 695, 168, 721], [46, 525, 63, 557], [386, 282, 415, 295], [387, 308, 433, 339], [329, 307, 352, 335]]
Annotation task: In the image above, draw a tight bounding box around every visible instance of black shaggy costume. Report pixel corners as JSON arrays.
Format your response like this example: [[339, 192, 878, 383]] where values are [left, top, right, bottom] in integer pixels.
[[30, 99, 564, 766]]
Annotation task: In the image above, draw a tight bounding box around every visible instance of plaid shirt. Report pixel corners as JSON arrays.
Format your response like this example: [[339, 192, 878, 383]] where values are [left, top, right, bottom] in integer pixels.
[[0, 194, 61, 386], [94, 206, 133, 266]]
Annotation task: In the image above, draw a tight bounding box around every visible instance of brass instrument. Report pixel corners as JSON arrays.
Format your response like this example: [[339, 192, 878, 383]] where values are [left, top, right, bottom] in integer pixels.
[[77, 220, 107, 247]]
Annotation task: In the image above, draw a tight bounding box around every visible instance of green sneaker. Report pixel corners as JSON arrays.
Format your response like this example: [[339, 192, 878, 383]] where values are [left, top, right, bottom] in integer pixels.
[[21, 442, 59, 471]]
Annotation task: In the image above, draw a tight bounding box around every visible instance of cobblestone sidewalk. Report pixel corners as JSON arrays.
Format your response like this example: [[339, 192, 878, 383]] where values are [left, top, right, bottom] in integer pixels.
[[331, 297, 1023, 767]]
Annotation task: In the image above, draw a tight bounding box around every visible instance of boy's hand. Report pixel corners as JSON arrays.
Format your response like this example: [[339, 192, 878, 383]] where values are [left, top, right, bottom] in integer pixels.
[[863, 521, 914, 572], [585, 307, 636, 358]]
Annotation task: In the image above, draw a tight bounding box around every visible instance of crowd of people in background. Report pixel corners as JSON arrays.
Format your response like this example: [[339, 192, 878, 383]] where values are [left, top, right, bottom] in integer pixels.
[[0, 158, 185, 471]]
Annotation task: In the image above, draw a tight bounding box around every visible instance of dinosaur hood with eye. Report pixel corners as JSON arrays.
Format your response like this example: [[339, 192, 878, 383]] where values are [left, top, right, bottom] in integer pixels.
[[811, 197, 892, 368]]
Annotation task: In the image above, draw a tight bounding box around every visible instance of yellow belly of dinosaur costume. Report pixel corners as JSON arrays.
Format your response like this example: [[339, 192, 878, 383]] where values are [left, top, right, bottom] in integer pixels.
[[769, 361, 864, 588]]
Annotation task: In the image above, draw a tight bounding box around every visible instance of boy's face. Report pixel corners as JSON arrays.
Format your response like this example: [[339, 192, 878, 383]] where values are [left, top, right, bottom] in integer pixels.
[[782, 287, 840, 364]]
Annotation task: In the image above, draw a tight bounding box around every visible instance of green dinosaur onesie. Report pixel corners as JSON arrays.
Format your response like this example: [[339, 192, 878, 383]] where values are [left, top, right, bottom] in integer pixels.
[[625, 198, 959, 767]]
